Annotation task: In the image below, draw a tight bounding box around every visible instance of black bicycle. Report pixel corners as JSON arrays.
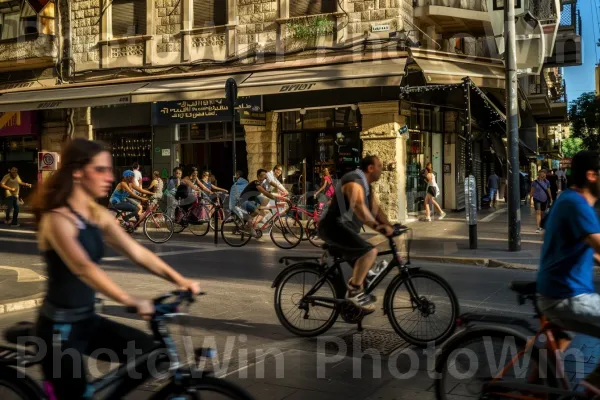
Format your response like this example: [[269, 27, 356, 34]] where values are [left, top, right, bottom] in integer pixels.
[[272, 226, 460, 347], [0, 291, 254, 399]]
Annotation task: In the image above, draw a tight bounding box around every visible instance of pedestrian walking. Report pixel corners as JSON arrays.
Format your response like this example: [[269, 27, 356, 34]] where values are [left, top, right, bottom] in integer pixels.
[[530, 169, 553, 233], [547, 169, 559, 201], [1, 167, 32, 227], [313, 167, 335, 211], [423, 162, 446, 222], [487, 171, 500, 208]]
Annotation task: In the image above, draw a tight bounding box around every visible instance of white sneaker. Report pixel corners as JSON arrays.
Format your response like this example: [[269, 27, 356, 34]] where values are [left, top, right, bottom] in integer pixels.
[[439, 212, 447, 220], [345, 285, 376, 313], [425, 216, 432, 222], [535, 228, 542, 233]]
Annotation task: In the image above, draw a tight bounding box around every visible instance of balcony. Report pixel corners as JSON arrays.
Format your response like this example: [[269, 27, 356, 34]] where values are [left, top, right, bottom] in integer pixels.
[[412, 0, 490, 37], [545, 0, 582, 66], [0, 34, 58, 72], [526, 73, 568, 124], [538, 138, 563, 157]]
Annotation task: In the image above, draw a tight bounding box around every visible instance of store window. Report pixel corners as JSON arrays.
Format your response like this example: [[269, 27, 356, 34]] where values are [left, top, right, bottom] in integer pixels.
[[290, 0, 336, 17], [0, 0, 55, 40], [112, 0, 147, 38], [96, 130, 152, 182], [193, 0, 227, 28]]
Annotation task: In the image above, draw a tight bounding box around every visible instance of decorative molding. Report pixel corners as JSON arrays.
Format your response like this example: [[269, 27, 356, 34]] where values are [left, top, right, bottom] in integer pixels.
[[191, 34, 226, 47], [110, 44, 144, 58]]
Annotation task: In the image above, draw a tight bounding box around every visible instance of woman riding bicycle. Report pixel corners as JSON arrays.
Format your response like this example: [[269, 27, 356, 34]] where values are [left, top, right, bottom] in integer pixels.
[[109, 170, 148, 226], [31, 139, 200, 399]]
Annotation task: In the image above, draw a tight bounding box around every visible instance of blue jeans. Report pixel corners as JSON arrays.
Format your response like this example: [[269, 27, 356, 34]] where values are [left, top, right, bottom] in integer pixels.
[[489, 188, 498, 202], [538, 293, 600, 339], [5, 196, 19, 224]]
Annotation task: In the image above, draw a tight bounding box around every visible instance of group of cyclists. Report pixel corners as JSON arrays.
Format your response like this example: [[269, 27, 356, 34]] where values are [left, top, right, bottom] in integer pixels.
[[8, 135, 600, 398]]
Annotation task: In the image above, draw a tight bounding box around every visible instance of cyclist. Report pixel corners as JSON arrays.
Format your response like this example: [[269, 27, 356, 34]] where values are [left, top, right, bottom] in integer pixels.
[[109, 170, 148, 225], [537, 150, 600, 395], [183, 166, 213, 196], [318, 155, 394, 312], [240, 168, 285, 237], [147, 170, 164, 201], [30, 139, 200, 399]]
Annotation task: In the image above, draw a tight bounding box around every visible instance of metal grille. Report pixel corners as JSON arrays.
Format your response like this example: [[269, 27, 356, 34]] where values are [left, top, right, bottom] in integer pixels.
[[330, 329, 410, 357], [560, 1, 575, 27], [531, 0, 558, 21], [473, 143, 482, 210], [456, 137, 466, 210]]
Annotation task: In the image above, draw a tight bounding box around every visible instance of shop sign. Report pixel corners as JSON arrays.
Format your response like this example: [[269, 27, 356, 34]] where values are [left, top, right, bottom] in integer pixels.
[[239, 110, 266, 126], [38, 152, 58, 171], [151, 96, 262, 125], [560, 158, 572, 169], [161, 148, 171, 156], [0, 111, 36, 137], [161, 168, 169, 179]]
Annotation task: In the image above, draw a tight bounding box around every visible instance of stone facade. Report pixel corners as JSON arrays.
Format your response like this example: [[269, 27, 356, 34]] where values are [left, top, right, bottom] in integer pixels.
[[244, 112, 279, 179], [237, 0, 278, 53], [359, 101, 407, 223], [0, 35, 58, 64], [71, 0, 101, 64], [346, 0, 413, 37], [156, 0, 182, 53]]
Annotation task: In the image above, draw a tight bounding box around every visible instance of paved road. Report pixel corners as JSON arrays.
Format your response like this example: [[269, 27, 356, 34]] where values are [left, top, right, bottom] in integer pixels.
[[0, 227, 597, 399]]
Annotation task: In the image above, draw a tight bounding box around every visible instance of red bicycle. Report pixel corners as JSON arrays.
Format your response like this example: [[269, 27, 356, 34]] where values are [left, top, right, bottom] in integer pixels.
[[287, 195, 325, 247], [110, 199, 174, 243]]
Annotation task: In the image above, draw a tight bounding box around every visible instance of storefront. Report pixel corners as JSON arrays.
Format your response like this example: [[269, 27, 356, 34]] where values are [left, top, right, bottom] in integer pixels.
[[0, 111, 40, 187], [92, 104, 152, 182], [279, 106, 361, 195]]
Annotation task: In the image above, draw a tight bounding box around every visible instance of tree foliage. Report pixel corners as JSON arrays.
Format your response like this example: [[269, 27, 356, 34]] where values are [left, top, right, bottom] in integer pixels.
[[561, 136, 584, 158], [568, 92, 600, 151]]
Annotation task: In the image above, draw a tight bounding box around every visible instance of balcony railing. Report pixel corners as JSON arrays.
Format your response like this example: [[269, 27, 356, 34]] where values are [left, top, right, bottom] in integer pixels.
[[412, 0, 487, 12], [551, 80, 568, 103], [559, 0, 581, 34]]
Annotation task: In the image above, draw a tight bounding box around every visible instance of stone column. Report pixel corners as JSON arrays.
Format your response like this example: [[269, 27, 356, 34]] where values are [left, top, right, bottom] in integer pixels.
[[244, 112, 278, 179], [359, 101, 407, 223]]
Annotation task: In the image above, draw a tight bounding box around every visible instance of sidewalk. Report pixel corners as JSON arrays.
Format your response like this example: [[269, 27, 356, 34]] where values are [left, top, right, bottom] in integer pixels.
[[366, 202, 543, 270]]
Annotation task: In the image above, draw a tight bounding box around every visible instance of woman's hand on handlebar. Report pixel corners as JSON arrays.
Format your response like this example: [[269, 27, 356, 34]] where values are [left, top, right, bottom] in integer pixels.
[[376, 224, 394, 237], [178, 278, 201, 295], [127, 297, 155, 320]]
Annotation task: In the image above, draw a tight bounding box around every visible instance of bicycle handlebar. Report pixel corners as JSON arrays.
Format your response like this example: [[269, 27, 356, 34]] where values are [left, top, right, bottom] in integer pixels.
[[125, 290, 206, 316]]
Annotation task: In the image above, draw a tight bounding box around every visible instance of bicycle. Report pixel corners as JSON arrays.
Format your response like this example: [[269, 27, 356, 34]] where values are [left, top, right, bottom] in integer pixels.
[[167, 193, 211, 237], [0, 291, 254, 399], [272, 226, 460, 346], [286, 196, 325, 248], [201, 193, 228, 232], [110, 200, 174, 244], [435, 280, 589, 400], [220, 199, 303, 249]]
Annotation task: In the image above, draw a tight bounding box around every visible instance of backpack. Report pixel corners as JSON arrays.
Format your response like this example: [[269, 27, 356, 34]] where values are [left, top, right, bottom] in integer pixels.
[[324, 179, 335, 199], [175, 183, 189, 200]]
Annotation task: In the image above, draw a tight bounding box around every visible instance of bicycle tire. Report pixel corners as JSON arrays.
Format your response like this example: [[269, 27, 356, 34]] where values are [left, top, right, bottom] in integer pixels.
[[209, 208, 225, 232], [143, 212, 174, 243], [150, 375, 254, 400], [270, 215, 302, 249], [0, 366, 45, 399], [385, 269, 459, 347], [274, 264, 340, 337], [435, 329, 559, 400], [188, 205, 210, 237], [220, 214, 252, 247]]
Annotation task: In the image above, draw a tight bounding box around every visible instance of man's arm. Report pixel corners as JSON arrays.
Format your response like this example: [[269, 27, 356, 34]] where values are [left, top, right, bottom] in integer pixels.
[[342, 182, 379, 230], [0, 176, 13, 191], [257, 184, 281, 200], [16, 176, 31, 188], [369, 192, 392, 226], [268, 171, 288, 194]]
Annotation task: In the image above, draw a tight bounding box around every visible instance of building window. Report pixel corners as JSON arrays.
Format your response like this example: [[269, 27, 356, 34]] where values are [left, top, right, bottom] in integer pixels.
[[193, 0, 227, 28], [0, 0, 55, 40], [290, 0, 336, 18], [112, 0, 147, 38]]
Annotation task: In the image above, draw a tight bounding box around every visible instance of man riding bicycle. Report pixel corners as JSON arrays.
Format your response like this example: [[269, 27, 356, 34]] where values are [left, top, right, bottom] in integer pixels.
[[537, 150, 600, 395], [318, 155, 395, 312]]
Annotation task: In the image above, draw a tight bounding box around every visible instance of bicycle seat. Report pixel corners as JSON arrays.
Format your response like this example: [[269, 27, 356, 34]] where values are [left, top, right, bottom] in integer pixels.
[[321, 243, 345, 259], [509, 281, 537, 296]]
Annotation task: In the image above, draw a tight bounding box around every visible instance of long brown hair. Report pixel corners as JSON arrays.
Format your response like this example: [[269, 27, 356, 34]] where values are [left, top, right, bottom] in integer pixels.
[[31, 139, 108, 223], [426, 163, 433, 173]]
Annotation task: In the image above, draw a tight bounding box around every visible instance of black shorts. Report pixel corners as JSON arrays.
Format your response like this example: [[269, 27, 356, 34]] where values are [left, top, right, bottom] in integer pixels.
[[534, 199, 548, 211], [318, 222, 374, 266], [427, 186, 437, 197]]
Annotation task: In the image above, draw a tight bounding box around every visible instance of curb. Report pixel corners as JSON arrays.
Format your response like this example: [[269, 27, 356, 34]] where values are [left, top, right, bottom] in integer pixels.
[[411, 255, 537, 270], [0, 297, 44, 315]]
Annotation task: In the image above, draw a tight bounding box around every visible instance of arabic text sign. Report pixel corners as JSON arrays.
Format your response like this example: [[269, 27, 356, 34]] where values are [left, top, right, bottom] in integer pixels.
[[151, 96, 262, 125]]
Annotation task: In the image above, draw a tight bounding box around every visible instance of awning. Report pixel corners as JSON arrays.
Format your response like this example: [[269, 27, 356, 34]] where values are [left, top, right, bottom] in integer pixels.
[[408, 56, 505, 89], [489, 133, 507, 160], [130, 73, 251, 103], [0, 82, 148, 112], [237, 58, 408, 97]]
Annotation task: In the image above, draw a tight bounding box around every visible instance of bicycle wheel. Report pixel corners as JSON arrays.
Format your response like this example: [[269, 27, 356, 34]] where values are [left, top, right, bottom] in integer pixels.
[[188, 205, 210, 237], [436, 330, 558, 400], [0, 366, 45, 399], [270, 215, 302, 249], [306, 218, 323, 247], [209, 208, 225, 232], [220, 214, 251, 247], [274, 264, 340, 337], [151, 375, 253, 400], [385, 269, 459, 346], [143, 212, 174, 243], [169, 206, 186, 234]]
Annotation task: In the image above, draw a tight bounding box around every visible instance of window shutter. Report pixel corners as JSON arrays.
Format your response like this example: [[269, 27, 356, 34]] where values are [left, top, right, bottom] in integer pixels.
[[193, 0, 227, 28], [290, 0, 336, 17], [112, 0, 146, 37]]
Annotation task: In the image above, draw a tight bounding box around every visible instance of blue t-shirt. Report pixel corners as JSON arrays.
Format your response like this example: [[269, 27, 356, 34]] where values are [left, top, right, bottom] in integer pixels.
[[537, 189, 600, 299], [532, 179, 550, 202]]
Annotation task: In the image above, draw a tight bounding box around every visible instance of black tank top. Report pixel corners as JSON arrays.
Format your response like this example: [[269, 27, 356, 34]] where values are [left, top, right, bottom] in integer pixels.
[[44, 205, 104, 309]]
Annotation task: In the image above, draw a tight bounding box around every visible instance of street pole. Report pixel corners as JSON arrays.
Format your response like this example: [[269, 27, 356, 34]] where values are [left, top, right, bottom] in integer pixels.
[[226, 78, 238, 183], [464, 81, 477, 249], [505, 0, 521, 251]]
